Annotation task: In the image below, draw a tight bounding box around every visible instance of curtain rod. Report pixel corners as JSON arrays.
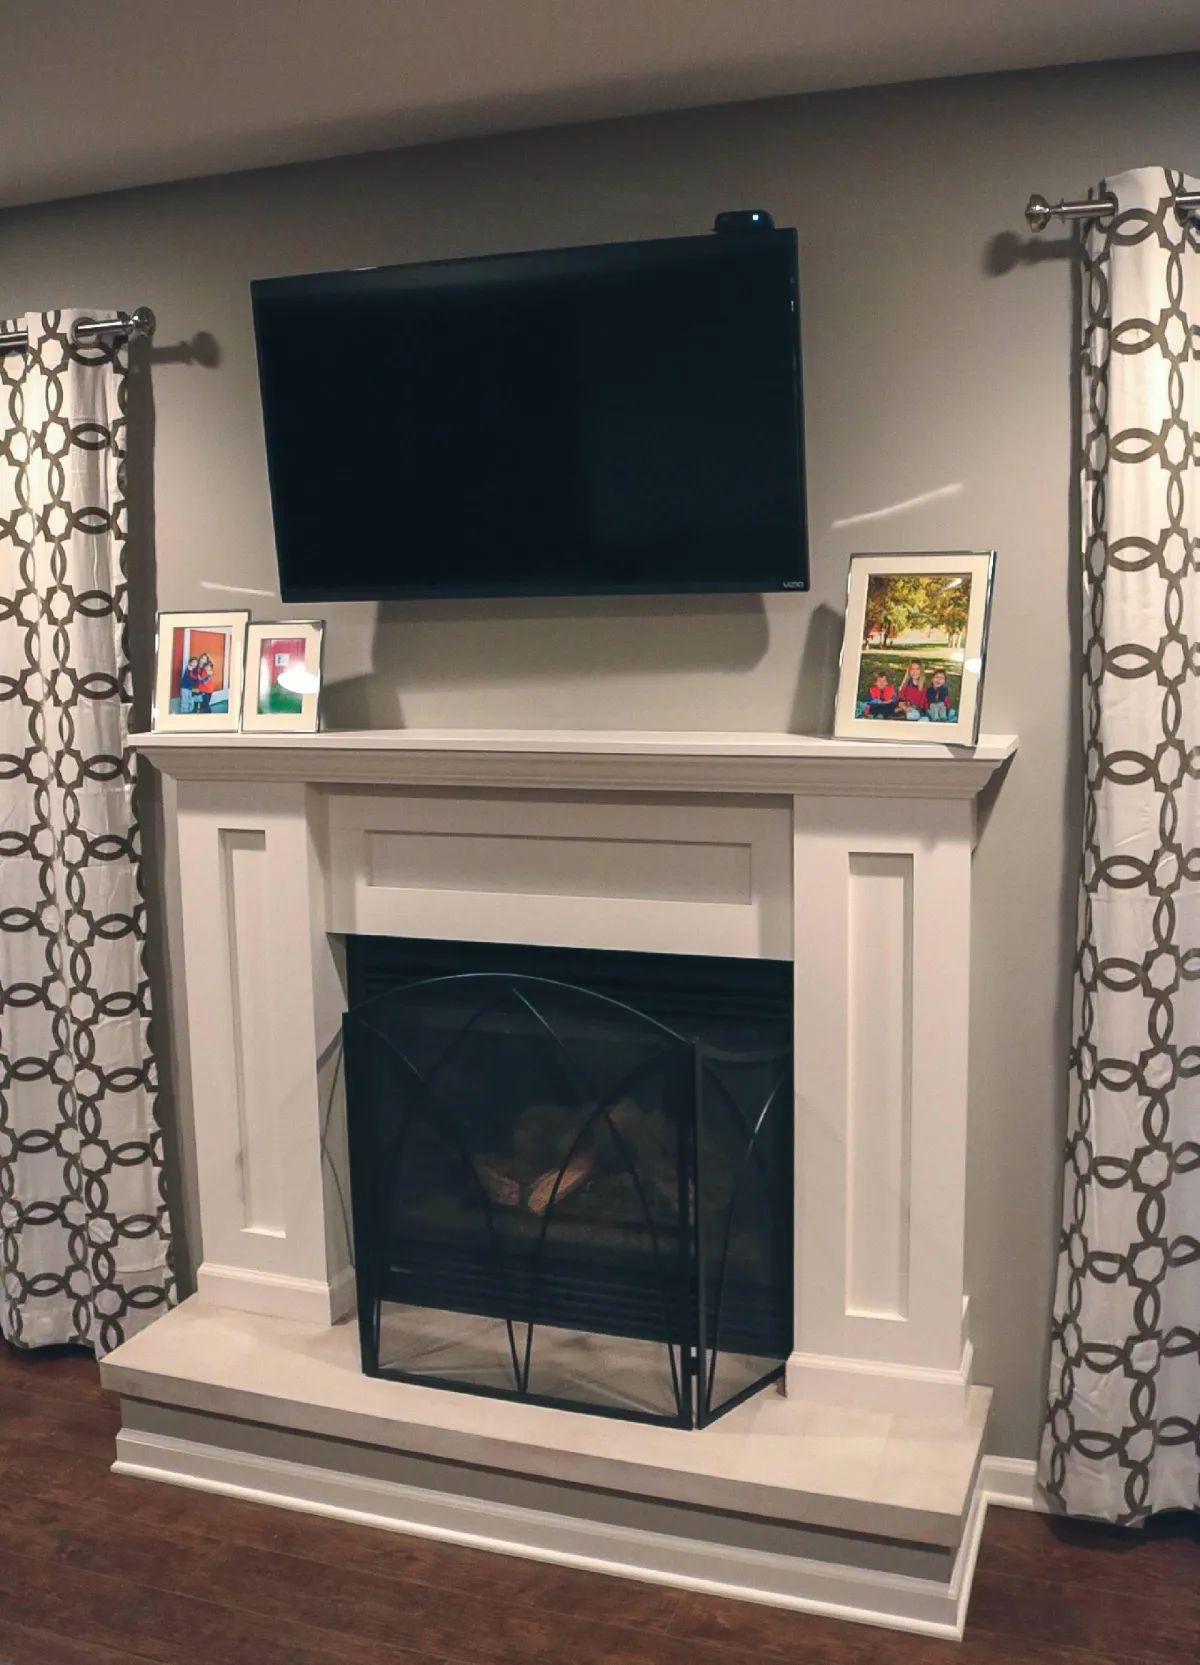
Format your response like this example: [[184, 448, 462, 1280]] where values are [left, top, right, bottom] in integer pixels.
[[1026, 189, 1200, 232], [0, 305, 157, 355]]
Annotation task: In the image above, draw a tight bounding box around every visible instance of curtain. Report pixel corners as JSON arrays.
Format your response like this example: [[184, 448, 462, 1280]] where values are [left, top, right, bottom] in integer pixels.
[[1041, 169, 1200, 1521], [0, 310, 173, 1354]]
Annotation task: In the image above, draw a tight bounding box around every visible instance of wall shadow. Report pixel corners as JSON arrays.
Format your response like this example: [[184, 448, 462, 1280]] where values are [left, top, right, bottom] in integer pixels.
[[1060, 249, 1085, 1113], [321, 669, 407, 730], [149, 330, 221, 369], [123, 331, 221, 1295], [981, 218, 1084, 1454], [377, 588, 769, 681], [1043, 227, 1087, 1426], [974, 752, 1017, 845], [323, 588, 770, 727], [123, 338, 157, 733], [787, 602, 843, 736], [984, 230, 1076, 275], [124, 333, 191, 1291]]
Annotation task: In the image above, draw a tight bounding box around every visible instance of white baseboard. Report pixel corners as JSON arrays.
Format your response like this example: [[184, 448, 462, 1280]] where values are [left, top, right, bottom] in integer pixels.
[[786, 1342, 974, 1419], [978, 1456, 1041, 1511], [113, 1423, 993, 1640], [196, 1263, 356, 1325]]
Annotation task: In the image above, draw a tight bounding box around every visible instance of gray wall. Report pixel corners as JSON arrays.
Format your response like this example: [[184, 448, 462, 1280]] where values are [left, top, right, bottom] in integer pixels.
[[3, 51, 1196, 1456]]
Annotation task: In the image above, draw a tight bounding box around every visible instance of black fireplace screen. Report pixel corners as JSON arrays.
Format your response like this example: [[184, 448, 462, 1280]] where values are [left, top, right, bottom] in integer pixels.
[[343, 939, 793, 1428]]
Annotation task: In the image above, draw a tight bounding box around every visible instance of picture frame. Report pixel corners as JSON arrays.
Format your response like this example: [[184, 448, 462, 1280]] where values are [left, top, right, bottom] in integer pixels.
[[151, 610, 249, 733], [240, 620, 325, 733], [833, 551, 995, 744]]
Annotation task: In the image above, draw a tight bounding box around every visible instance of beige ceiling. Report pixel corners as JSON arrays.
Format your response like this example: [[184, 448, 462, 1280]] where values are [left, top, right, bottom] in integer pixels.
[[4, 0, 1198, 210]]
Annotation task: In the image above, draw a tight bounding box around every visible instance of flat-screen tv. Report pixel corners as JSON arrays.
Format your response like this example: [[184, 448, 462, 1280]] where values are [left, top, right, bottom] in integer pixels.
[[251, 223, 808, 601]]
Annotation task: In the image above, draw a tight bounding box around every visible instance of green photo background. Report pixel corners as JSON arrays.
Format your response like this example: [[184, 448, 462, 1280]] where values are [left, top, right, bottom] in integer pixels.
[[257, 638, 306, 716], [260, 679, 303, 716]]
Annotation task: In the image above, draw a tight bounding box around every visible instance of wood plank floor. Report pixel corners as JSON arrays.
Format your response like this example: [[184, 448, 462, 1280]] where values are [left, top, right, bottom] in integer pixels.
[[0, 1340, 1195, 1665]]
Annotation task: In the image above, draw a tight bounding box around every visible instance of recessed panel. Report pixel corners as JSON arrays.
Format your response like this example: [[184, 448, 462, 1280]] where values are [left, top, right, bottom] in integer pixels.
[[327, 791, 794, 960], [220, 827, 285, 1238], [367, 829, 753, 905], [845, 853, 913, 1321]]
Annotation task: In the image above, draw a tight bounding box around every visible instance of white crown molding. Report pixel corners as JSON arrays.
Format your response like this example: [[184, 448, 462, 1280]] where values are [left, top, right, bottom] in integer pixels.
[[132, 727, 1017, 800]]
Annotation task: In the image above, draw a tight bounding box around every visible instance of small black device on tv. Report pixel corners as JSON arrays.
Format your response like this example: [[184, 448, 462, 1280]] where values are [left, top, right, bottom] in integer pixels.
[[251, 216, 808, 601]]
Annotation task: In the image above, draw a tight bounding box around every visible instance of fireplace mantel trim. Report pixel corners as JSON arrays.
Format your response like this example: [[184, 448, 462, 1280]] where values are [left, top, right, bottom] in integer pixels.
[[132, 727, 1016, 799]]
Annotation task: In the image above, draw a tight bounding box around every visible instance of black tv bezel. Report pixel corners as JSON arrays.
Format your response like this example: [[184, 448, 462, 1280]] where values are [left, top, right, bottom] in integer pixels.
[[251, 227, 809, 602]]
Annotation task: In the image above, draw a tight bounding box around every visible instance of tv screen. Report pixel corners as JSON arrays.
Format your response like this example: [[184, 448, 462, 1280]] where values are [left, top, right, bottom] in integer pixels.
[[251, 225, 808, 601]]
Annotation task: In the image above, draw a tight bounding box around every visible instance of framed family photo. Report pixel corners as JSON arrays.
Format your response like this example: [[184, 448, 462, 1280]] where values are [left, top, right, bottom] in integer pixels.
[[834, 552, 995, 744], [240, 620, 325, 732], [152, 610, 248, 733]]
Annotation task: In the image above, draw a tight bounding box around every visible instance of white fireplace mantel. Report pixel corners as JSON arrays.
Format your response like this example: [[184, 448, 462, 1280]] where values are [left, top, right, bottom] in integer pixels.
[[106, 725, 1023, 1634], [136, 726, 1016, 1424], [135, 725, 1015, 798]]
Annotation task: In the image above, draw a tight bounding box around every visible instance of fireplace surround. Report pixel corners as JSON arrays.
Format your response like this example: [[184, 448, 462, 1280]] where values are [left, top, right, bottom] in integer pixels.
[[101, 726, 1018, 1636], [343, 935, 793, 1426]]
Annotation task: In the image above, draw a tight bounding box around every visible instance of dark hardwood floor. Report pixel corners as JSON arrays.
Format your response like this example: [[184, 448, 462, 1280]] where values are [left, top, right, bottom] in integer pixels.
[[0, 1340, 1195, 1665]]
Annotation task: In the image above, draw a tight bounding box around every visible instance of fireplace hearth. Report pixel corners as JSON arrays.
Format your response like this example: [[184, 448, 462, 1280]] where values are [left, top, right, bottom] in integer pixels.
[[344, 937, 793, 1427]]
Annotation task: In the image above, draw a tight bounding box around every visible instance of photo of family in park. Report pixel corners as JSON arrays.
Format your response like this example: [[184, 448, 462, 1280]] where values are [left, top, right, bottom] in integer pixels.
[[854, 572, 971, 724]]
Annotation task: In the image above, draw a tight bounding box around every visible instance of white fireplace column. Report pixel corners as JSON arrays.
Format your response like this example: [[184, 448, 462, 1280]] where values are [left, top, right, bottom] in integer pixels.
[[174, 777, 354, 1324], [789, 793, 976, 1416], [142, 729, 1014, 1423]]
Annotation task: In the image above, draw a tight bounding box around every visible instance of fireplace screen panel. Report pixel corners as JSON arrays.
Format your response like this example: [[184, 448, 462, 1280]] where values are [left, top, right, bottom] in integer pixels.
[[695, 1048, 793, 1422], [344, 940, 792, 1428]]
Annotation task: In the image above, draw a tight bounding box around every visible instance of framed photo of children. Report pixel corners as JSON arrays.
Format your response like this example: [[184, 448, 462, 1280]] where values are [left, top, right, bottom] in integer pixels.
[[240, 620, 325, 732], [833, 551, 995, 744], [152, 610, 248, 733]]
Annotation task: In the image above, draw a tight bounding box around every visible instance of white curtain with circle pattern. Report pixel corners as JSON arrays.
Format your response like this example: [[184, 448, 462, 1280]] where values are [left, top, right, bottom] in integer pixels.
[[1040, 170, 1200, 1521], [0, 311, 173, 1354]]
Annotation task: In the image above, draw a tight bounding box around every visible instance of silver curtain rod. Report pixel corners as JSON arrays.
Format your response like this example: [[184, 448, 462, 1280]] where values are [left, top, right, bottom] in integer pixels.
[[0, 305, 157, 355], [1026, 189, 1200, 232]]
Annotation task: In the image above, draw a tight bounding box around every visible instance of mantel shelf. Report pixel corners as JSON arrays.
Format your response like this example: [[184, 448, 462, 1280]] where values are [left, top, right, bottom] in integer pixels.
[[132, 727, 1017, 800]]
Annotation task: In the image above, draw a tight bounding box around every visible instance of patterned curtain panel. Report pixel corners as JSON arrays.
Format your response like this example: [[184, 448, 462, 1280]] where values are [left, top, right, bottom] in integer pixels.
[[1041, 170, 1200, 1521], [0, 311, 173, 1354]]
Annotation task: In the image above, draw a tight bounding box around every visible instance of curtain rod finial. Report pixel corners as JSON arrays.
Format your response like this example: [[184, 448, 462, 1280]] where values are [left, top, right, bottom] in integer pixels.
[[127, 306, 156, 341], [1025, 193, 1052, 233]]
